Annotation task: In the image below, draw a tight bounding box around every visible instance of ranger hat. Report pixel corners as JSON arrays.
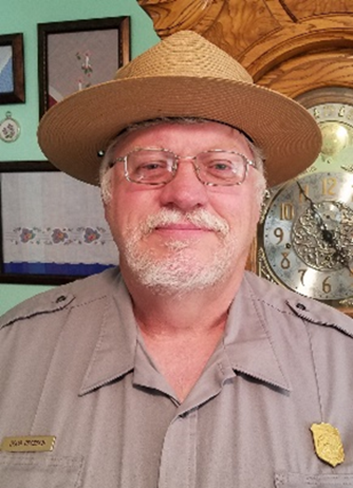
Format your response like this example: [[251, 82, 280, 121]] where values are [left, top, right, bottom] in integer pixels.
[[37, 30, 322, 187]]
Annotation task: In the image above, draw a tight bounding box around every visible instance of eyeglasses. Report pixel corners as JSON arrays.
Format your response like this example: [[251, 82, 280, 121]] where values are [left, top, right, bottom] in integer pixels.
[[112, 147, 257, 186]]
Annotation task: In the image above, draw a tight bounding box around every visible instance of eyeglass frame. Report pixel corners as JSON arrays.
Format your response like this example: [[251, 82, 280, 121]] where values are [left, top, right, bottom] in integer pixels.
[[110, 147, 257, 187]]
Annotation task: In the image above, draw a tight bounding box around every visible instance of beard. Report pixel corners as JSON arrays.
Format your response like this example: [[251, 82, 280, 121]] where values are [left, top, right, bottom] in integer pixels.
[[119, 208, 238, 296]]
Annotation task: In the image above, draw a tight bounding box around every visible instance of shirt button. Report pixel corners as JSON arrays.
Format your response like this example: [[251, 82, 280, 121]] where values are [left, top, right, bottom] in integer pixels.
[[56, 295, 67, 303]]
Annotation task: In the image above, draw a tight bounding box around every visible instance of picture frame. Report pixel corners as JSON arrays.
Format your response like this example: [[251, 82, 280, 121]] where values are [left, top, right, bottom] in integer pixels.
[[38, 16, 130, 116], [0, 33, 25, 104], [0, 161, 118, 285]]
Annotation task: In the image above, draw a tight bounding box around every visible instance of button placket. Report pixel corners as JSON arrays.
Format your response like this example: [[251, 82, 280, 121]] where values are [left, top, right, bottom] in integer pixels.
[[158, 409, 198, 488]]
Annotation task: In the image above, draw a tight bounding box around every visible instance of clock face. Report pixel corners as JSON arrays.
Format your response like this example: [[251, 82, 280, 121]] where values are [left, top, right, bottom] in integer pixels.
[[257, 89, 353, 309], [307, 101, 353, 171], [260, 171, 353, 303]]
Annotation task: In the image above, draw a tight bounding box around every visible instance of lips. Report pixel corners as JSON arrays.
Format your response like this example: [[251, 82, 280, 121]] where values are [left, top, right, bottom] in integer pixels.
[[154, 224, 212, 240], [156, 223, 211, 231]]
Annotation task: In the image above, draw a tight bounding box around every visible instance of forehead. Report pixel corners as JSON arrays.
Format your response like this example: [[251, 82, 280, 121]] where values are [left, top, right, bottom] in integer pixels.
[[113, 121, 252, 156]]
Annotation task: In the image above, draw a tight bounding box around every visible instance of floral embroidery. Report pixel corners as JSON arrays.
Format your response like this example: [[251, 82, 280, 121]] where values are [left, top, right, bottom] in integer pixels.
[[83, 227, 100, 243], [76, 51, 93, 90], [9, 226, 111, 247], [19, 228, 36, 243], [51, 228, 69, 244], [1, 121, 17, 141]]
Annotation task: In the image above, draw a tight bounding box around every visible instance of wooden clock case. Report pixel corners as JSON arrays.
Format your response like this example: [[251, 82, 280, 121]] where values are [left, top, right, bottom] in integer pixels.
[[137, 0, 353, 313]]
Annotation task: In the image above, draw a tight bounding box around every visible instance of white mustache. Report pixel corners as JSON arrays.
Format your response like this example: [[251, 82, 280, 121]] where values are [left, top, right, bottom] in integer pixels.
[[141, 209, 229, 236]]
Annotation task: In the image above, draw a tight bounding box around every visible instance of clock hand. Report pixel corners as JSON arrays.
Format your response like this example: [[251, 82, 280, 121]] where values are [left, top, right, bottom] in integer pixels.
[[296, 180, 331, 239], [296, 180, 353, 272]]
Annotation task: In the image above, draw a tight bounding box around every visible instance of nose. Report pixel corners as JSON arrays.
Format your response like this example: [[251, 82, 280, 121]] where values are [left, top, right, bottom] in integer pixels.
[[158, 157, 209, 211]]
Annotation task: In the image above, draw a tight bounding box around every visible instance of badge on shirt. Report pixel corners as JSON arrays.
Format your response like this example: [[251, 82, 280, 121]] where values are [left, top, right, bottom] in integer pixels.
[[310, 423, 344, 467], [0, 436, 56, 453]]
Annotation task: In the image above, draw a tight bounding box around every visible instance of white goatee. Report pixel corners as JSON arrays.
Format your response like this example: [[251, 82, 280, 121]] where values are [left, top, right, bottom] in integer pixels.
[[122, 208, 236, 296]]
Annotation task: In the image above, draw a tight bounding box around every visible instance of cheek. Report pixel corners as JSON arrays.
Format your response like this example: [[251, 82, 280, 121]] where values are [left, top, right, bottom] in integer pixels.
[[210, 186, 261, 223], [104, 184, 159, 238], [105, 172, 132, 223], [221, 199, 261, 244], [104, 202, 122, 239], [104, 188, 130, 240]]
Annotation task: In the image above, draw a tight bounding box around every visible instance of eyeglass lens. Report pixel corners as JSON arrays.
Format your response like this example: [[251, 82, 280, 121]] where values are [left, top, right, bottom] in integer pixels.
[[125, 148, 250, 186]]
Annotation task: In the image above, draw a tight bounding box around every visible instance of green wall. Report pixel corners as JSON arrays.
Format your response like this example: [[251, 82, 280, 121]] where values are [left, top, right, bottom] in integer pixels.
[[0, 0, 158, 315]]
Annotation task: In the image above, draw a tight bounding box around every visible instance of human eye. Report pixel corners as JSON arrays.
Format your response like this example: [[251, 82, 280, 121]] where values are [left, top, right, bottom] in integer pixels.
[[129, 150, 171, 182], [206, 156, 241, 177], [140, 161, 166, 171], [198, 151, 246, 184], [209, 160, 235, 172]]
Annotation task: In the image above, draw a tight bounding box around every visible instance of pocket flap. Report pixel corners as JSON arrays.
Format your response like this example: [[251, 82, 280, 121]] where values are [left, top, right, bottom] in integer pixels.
[[0, 453, 84, 488], [276, 471, 353, 487]]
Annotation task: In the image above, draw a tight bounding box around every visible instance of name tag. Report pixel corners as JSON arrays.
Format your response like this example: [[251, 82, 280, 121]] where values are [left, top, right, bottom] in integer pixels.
[[1, 436, 56, 452]]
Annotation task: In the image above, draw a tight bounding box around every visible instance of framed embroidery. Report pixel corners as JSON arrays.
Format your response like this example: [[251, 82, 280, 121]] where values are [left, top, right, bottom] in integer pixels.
[[0, 161, 118, 284], [38, 16, 130, 116]]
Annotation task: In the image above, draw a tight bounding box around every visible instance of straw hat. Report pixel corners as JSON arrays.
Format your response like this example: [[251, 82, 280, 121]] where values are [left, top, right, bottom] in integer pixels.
[[37, 30, 322, 188]]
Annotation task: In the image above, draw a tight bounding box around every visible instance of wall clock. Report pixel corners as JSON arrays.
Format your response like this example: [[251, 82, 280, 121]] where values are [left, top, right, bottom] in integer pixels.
[[257, 87, 353, 315]]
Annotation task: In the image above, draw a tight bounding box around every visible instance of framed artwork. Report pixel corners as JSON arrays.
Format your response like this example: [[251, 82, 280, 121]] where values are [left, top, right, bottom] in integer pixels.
[[0, 33, 25, 104], [0, 161, 118, 285], [38, 16, 130, 116]]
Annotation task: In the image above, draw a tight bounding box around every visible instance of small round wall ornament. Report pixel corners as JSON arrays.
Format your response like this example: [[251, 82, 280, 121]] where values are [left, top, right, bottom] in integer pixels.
[[0, 111, 21, 143]]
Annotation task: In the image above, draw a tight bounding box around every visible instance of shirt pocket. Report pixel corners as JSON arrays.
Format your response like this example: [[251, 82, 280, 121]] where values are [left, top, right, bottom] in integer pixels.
[[0, 453, 84, 488], [275, 471, 353, 487]]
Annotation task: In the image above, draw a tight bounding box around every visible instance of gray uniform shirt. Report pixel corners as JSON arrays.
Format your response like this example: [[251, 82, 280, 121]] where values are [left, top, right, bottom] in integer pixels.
[[1, 268, 353, 488]]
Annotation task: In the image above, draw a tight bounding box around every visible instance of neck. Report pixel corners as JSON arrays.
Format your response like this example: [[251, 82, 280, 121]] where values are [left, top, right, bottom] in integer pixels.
[[124, 274, 243, 401], [126, 270, 243, 335]]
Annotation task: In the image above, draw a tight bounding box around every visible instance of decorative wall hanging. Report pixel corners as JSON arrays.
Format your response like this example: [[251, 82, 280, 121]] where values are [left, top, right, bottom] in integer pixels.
[[0, 111, 20, 142], [0, 161, 119, 285], [37, 16, 130, 116]]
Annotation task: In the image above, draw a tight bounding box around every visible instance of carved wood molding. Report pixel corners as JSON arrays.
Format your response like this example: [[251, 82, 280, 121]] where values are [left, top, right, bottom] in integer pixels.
[[241, 19, 353, 80], [259, 51, 353, 97], [137, 0, 353, 81]]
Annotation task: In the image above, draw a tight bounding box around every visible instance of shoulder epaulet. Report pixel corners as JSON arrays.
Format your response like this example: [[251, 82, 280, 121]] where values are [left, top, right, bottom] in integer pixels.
[[0, 267, 121, 330], [285, 296, 353, 339], [244, 271, 353, 339], [0, 285, 75, 329]]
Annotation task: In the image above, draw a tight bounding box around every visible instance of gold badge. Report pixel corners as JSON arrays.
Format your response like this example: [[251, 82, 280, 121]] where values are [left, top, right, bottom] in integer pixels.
[[310, 423, 345, 467], [0, 436, 56, 453]]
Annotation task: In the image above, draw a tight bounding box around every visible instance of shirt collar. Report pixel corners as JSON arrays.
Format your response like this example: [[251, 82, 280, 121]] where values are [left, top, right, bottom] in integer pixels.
[[223, 275, 291, 392], [79, 270, 291, 396], [79, 276, 137, 396]]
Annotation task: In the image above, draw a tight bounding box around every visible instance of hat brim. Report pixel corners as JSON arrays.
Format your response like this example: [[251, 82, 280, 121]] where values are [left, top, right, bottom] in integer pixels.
[[37, 76, 322, 187]]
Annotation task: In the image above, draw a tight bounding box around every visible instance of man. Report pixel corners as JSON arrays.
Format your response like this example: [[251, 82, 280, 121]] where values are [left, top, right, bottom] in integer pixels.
[[1, 31, 353, 487]]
